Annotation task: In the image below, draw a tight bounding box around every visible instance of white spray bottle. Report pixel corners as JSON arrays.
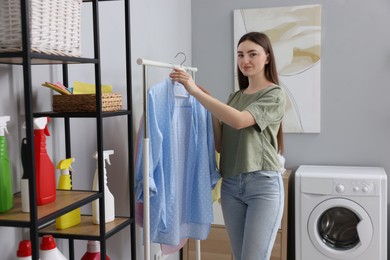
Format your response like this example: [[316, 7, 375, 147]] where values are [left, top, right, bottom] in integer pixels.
[[92, 150, 115, 224]]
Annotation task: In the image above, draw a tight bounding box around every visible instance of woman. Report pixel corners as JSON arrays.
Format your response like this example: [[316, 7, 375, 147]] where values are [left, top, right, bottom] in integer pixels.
[[169, 31, 286, 260]]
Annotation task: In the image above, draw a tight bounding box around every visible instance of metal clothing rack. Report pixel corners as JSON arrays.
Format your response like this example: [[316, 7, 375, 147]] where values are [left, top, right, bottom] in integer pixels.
[[136, 57, 201, 260]]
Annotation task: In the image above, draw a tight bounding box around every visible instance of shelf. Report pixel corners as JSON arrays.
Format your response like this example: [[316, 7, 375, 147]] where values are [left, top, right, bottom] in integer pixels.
[[0, 0, 135, 258], [83, 0, 123, 2], [0, 52, 98, 65], [39, 215, 133, 240], [0, 191, 98, 227], [34, 109, 132, 118]]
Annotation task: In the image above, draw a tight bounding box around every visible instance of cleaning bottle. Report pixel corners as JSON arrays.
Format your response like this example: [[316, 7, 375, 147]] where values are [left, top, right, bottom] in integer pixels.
[[0, 116, 13, 213], [16, 240, 32, 260], [92, 150, 115, 224], [39, 235, 67, 260], [55, 158, 81, 229], [20, 138, 30, 213], [81, 241, 111, 260], [34, 117, 56, 205]]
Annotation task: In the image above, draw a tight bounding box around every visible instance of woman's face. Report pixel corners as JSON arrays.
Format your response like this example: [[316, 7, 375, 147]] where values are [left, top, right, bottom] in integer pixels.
[[237, 40, 269, 78]]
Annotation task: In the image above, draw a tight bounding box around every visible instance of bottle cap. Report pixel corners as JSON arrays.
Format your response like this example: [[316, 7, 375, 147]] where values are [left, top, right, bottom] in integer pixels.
[[17, 240, 32, 257], [87, 240, 100, 253], [33, 117, 50, 136], [40, 235, 56, 250]]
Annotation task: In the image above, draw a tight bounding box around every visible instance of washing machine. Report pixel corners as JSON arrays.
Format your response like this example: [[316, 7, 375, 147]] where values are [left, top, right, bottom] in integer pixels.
[[295, 165, 387, 260]]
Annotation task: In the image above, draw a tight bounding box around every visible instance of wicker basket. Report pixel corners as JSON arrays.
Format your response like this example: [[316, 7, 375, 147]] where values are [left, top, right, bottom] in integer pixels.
[[53, 94, 122, 112], [0, 0, 82, 56]]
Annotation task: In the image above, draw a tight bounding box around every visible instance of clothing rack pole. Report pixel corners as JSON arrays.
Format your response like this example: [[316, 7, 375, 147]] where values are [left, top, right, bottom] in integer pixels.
[[142, 63, 151, 260], [137, 58, 201, 260], [191, 72, 201, 260], [137, 58, 198, 72]]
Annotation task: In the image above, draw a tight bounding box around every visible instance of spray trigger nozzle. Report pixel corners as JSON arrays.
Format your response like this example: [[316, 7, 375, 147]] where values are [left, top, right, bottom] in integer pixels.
[[33, 117, 51, 136], [44, 117, 50, 136], [92, 150, 114, 168], [0, 116, 10, 136], [56, 158, 75, 175], [106, 156, 111, 166]]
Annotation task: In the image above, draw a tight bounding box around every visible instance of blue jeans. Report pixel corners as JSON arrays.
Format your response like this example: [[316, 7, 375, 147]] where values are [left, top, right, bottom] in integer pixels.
[[221, 170, 284, 260]]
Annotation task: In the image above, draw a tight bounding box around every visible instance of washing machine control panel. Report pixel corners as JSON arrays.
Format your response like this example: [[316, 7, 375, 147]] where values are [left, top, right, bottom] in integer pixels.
[[333, 180, 379, 196]]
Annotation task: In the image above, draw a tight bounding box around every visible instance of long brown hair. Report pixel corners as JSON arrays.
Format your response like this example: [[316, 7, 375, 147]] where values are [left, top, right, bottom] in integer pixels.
[[237, 32, 284, 154]]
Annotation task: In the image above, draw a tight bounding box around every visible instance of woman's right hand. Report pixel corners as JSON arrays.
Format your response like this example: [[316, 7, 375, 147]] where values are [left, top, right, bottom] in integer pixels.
[[169, 68, 199, 95]]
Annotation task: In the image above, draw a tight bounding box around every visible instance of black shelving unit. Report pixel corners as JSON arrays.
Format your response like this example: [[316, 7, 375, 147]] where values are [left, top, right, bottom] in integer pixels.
[[0, 0, 135, 259]]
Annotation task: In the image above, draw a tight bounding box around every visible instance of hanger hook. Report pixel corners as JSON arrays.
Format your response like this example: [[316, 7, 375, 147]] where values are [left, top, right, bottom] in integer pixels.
[[174, 52, 186, 67]]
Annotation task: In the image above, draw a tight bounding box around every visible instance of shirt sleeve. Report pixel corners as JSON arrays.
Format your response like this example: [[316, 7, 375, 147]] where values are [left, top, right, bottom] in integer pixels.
[[135, 90, 162, 202], [206, 110, 221, 188], [245, 87, 286, 131]]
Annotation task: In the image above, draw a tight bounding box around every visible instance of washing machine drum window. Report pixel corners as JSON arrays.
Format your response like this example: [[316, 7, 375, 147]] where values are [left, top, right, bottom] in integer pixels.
[[308, 198, 374, 259], [318, 207, 360, 250]]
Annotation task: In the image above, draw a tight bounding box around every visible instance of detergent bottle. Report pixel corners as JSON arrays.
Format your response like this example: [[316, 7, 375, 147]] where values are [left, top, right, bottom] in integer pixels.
[[0, 116, 13, 213], [34, 117, 56, 205], [16, 240, 32, 260], [80, 241, 110, 260], [39, 235, 67, 260], [20, 138, 30, 213], [55, 158, 81, 229], [92, 150, 115, 224]]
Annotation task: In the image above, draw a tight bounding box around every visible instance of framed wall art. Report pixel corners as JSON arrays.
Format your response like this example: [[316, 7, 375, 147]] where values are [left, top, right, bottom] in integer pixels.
[[234, 5, 321, 133]]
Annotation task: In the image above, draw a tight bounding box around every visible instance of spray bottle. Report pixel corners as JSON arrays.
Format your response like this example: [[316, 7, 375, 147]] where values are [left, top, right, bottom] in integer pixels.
[[16, 240, 32, 260], [55, 158, 81, 229], [0, 116, 13, 212], [34, 117, 56, 205], [39, 235, 67, 260], [80, 241, 111, 260], [92, 150, 115, 224]]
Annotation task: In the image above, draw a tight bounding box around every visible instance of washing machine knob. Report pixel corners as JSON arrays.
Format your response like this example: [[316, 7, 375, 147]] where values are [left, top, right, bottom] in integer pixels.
[[362, 185, 370, 193], [353, 186, 360, 192], [335, 184, 345, 193]]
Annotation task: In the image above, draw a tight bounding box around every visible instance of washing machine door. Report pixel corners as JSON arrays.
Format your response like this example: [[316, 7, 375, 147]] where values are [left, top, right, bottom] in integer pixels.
[[308, 198, 373, 259]]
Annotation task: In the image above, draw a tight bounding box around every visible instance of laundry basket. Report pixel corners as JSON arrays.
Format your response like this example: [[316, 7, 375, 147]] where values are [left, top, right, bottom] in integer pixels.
[[53, 94, 123, 112], [0, 0, 82, 56]]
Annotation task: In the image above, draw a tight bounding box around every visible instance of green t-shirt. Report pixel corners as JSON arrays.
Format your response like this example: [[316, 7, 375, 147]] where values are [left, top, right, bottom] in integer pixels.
[[220, 85, 286, 178]]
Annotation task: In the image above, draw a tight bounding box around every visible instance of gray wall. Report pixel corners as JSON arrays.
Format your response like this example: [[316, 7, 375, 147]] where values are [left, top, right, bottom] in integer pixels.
[[192, 0, 390, 170], [192, 0, 390, 254]]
